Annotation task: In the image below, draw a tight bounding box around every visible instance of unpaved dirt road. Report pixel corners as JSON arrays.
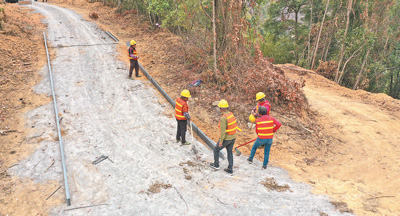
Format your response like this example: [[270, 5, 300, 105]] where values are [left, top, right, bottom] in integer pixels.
[[7, 3, 352, 215]]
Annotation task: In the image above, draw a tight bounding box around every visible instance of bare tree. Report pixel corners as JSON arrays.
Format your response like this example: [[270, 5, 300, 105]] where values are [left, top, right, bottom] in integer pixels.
[[306, 0, 313, 65], [212, 0, 218, 78], [353, 48, 370, 90], [338, 43, 365, 84], [334, 0, 353, 82], [310, 0, 330, 69]]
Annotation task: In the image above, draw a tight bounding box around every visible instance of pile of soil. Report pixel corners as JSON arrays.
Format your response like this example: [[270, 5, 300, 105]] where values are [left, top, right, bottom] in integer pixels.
[[261, 177, 290, 192]]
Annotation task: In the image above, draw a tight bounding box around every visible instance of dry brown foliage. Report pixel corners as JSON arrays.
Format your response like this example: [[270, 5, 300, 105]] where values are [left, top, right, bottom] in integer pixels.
[[166, 0, 308, 121], [316, 60, 337, 81], [261, 177, 290, 192], [147, 181, 172, 194], [89, 11, 99, 19]]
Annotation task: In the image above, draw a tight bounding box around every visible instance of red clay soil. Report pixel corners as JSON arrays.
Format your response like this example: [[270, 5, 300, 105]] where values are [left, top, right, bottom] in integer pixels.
[[1, 1, 400, 215], [0, 3, 63, 216]]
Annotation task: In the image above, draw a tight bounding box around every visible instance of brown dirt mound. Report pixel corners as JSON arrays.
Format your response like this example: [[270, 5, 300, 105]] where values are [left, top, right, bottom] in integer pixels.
[[147, 181, 172, 194], [261, 177, 291, 192]]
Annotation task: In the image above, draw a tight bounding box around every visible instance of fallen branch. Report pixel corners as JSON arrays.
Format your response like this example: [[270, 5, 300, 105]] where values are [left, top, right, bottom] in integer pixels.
[[19, 132, 46, 146], [44, 158, 55, 173], [366, 195, 395, 200], [0, 129, 18, 135], [215, 196, 228, 205], [46, 186, 61, 200], [63, 204, 109, 212], [279, 66, 318, 75], [299, 123, 313, 133], [173, 187, 188, 211]]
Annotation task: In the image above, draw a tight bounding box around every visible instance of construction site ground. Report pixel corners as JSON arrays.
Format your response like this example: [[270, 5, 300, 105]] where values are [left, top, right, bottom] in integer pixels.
[[0, 1, 399, 215]]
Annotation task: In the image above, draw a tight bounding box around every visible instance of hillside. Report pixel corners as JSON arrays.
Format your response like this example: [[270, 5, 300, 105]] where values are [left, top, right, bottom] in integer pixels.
[[1, 1, 399, 216]]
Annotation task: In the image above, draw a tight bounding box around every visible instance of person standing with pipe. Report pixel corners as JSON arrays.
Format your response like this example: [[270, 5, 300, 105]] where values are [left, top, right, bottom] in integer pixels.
[[247, 106, 281, 169], [128, 40, 141, 79], [210, 99, 241, 175], [175, 90, 191, 145]]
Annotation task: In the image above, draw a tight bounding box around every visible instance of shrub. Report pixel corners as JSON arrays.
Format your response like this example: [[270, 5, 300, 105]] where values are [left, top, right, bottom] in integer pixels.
[[89, 12, 99, 20]]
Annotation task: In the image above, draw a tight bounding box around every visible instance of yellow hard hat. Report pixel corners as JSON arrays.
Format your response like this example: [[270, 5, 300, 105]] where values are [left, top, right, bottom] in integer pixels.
[[249, 114, 256, 123], [181, 89, 191, 98], [256, 92, 266, 101], [218, 99, 229, 108], [130, 40, 136, 45]]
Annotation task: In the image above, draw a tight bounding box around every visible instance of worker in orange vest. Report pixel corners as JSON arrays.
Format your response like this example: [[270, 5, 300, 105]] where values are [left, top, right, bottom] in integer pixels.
[[128, 40, 141, 79], [175, 90, 191, 145], [249, 92, 271, 122], [247, 106, 281, 169], [210, 99, 241, 175]]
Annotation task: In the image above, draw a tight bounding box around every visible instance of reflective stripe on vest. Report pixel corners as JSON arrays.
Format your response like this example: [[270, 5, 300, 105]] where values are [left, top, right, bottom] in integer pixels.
[[256, 118, 274, 139], [129, 47, 138, 60], [219, 112, 241, 135], [175, 98, 187, 120]]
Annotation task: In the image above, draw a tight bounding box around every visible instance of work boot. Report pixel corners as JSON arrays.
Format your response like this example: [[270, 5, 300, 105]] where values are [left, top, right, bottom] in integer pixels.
[[247, 158, 253, 164], [181, 141, 190, 145], [176, 139, 180, 143], [136, 75, 142, 77], [128, 76, 134, 80], [262, 165, 267, 169], [210, 163, 220, 170], [224, 168, 233, 176]]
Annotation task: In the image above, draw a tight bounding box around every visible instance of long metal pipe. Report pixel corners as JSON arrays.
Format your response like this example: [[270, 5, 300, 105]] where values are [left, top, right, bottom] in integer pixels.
[[43, 32, 71, 206], [105, 31, 119, 42], [138, 63, 225, 159]]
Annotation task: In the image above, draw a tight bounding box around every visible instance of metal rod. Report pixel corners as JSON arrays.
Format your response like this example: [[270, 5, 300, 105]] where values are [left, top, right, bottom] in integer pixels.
[[105, 31, 119, 42], [138, 62, 225, 159], [43, 32, 71, 206]]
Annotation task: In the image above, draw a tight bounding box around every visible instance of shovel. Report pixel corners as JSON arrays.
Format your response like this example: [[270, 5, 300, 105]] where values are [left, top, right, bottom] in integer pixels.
[[234, 138, 256, 156], [190, 121, 198, 155]]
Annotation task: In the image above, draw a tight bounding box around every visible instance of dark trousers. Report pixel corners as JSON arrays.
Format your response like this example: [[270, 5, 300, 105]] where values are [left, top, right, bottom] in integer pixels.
[[176, 119, 187, 143], [214, 139, 235, 171], [129, 59, 139, 77]]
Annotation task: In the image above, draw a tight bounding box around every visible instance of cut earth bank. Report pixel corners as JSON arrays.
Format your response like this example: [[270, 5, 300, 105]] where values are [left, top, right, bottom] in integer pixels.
[[1, 0, 400, 215], [0, 3, 63, 216]]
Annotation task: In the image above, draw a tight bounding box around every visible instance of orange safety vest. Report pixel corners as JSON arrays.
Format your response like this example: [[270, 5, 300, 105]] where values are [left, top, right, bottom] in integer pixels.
[[175, 97, 188, 120], [218, 112, 242, 135], [256, 115, 274, 139], [128, 47, 138, 60]]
